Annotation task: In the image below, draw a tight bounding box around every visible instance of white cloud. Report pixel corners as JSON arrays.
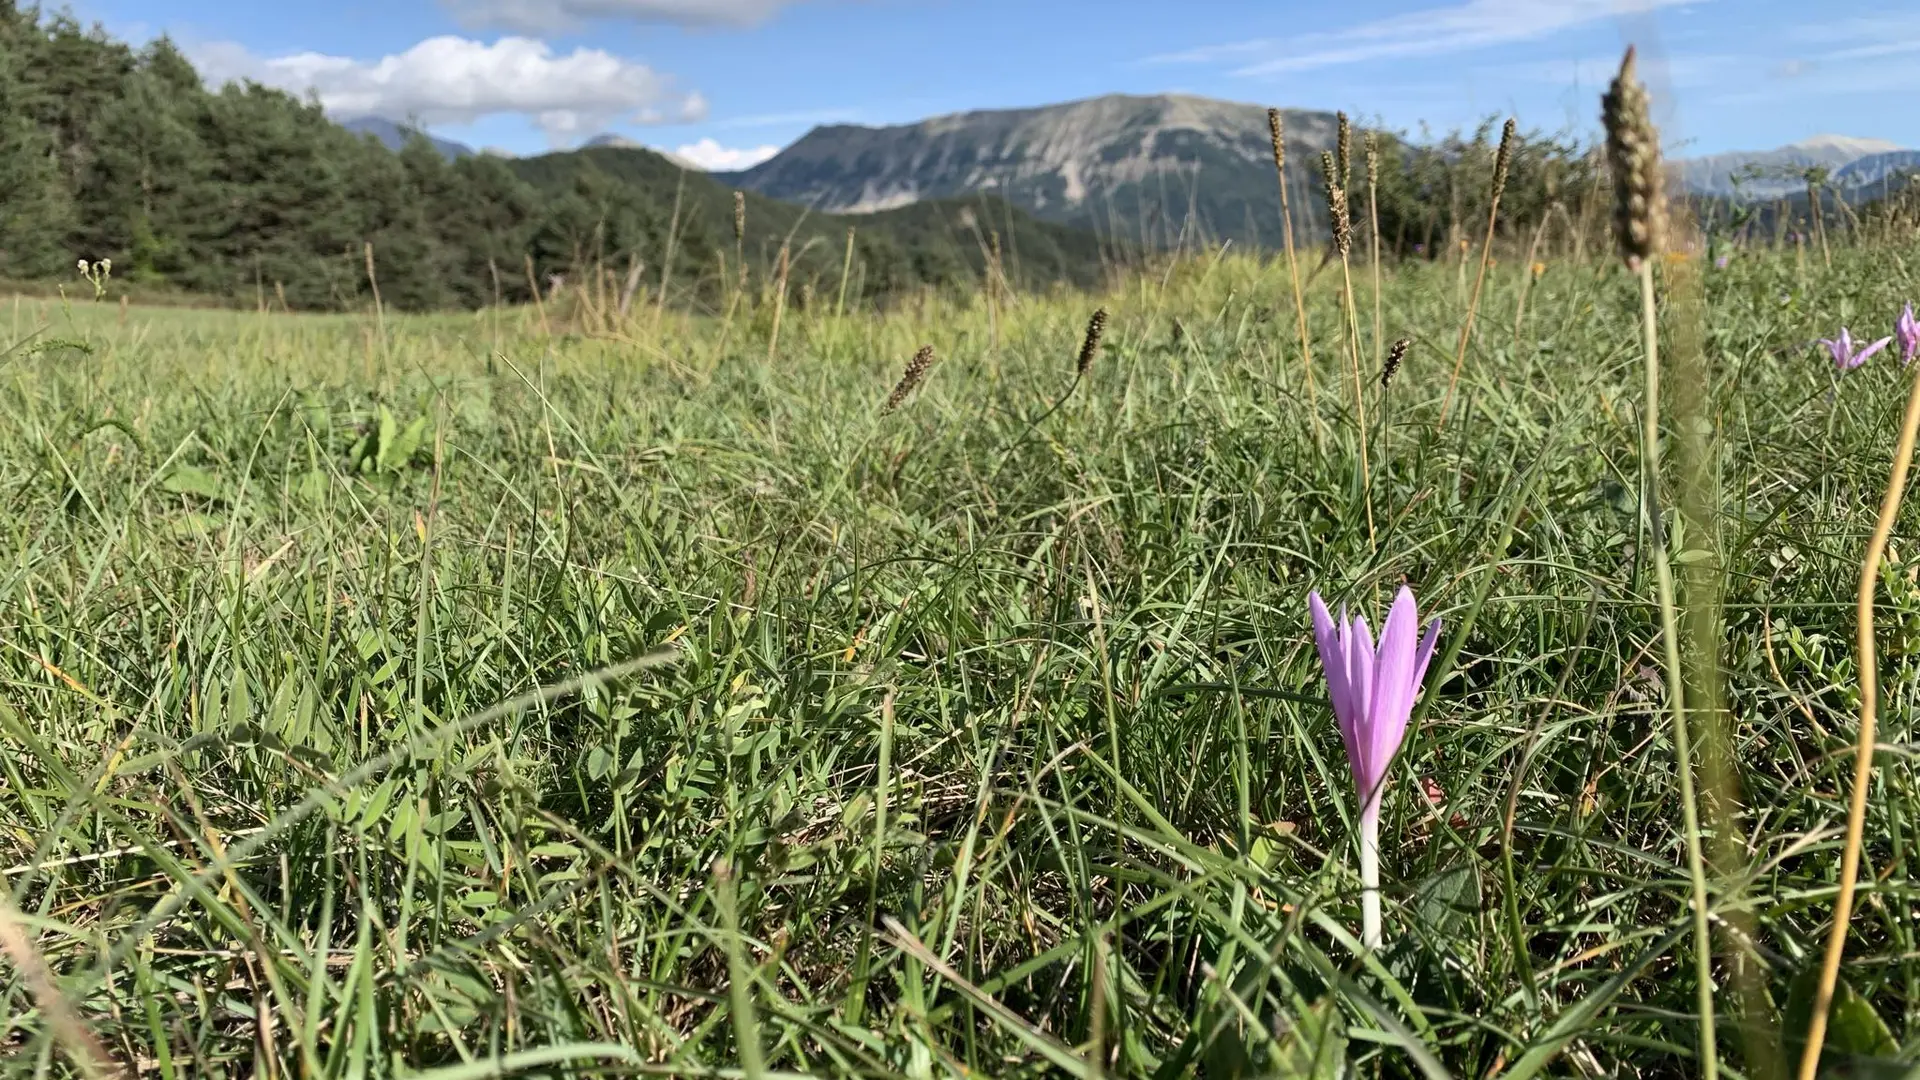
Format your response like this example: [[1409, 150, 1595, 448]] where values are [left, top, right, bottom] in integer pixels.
[[442, 0, 801, 32], [194, 36, 707, 142], [668, 138, 780, 170], [1148, 0, 1703, 75]]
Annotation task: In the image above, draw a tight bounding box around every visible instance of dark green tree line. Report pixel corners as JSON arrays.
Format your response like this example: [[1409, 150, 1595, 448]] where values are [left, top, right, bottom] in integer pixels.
[[0, 3, 1106, 313]]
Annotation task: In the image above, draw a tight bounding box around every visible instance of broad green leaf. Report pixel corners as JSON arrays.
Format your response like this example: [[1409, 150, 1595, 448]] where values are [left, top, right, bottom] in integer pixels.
[[160, 464, 226, 501], [1783, 964, 1898, 1053]]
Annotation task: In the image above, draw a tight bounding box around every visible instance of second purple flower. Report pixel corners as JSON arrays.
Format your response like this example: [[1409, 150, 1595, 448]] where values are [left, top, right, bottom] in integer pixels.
[[1823, 327, 1893, 373]]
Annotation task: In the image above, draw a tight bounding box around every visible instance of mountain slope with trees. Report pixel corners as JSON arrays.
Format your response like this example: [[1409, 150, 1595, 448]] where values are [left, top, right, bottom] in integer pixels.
[[505, 146, 1106, 310], [0, 4, 1103, 313], [720, 96, 1598, 258]]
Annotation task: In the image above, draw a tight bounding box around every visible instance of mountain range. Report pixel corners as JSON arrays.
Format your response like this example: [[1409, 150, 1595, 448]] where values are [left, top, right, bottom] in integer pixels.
[[714, 97, 1914, 238], [503, 145, 1108, 295], [339, 96, 1914, 258], [341, 117, 475, 162], [717, 94, 1341, 253], [340, 122, 721, 171], [339, 95, 1343, 253], [1676, 134, 1914, 199]]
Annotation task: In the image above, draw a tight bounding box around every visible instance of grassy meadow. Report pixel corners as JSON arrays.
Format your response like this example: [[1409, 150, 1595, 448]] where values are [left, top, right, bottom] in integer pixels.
[[3, 241, 1920, 1078]]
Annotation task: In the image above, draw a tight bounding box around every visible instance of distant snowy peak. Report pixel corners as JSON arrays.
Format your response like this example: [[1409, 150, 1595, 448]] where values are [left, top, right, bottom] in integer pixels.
[[1681, 134, 1909, 199], [1835, 149, 1920, 188], [1789, 134, 1902, 158]]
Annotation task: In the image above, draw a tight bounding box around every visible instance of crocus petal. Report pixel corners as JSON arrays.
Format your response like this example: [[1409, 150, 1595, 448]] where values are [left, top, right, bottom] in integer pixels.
[[1363, 587, 1420, 802], [1309, 592, 1338, 680], [1365, 615, 1446, 797], [1345, 613, 1377, 792], [1856, 336, 1893, 365], [1412, 618, 1443, 690], [1820, 338, 1844, 367], [1369, 588, 1419, 716], [1310, 592, 1359, 761], [1346, 614, 1376, 729]]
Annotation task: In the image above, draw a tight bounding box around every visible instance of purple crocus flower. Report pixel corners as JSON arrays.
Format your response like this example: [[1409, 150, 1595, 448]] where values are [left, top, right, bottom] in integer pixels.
[[1897, 303, 1919, 366], [1309, 585, 1442, 951], [1822, 327, 1893, 372], [1713, 254, 1730, 270]]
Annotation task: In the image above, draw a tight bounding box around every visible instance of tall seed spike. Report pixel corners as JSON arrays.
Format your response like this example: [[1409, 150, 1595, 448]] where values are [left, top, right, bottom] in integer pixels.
[[882, 345, 937, 414], [1322, 151, 1351, 257], [1077, 308, 1108, 377], [1601, 47, 1666, 271], [1336, 112, 1352, 183], [1381, 336, 1409, 389], [1492, 118, 1517, 205]]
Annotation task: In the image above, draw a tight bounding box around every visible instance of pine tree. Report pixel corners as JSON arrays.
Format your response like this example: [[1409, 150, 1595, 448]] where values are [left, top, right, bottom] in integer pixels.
[[81, 45, 212, 283], [0, 11, 76, 276]]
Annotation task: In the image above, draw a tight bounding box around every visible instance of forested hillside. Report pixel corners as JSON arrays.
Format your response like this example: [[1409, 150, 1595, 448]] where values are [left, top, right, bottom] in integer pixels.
[[0, 5, 1104, 313], [505, 147, 1107, 310]]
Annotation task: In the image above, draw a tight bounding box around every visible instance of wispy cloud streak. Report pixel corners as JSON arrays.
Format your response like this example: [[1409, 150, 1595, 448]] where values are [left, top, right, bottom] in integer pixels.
[[1148, 0, 1703, 75]]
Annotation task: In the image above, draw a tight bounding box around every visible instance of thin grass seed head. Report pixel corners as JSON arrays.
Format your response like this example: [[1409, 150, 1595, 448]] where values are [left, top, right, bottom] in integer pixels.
[[1492, 118, 1517, 204], [1381, 337, 1409, 389], [733, 191, 746, 243], [1322, 151, 1352, 256], [1601, 47, 1667, 270], [1077, 308, 1108, 377], [1267, 108, 1286, 172], [1336, 111, 1352, 183], [1365, 131, 1379, 188], [882, 345, 937, 414]]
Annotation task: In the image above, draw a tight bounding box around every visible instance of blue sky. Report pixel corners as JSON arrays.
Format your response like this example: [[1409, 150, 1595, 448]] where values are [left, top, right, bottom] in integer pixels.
[[68, 0, 1920, 168]]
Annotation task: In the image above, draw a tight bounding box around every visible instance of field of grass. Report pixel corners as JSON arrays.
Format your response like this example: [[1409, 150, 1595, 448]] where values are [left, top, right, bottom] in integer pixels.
[[3, 244, 1920, 1078]]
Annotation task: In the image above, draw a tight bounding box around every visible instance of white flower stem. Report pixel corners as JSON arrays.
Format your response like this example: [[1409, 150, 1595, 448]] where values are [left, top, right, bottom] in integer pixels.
[[1359, 793, 1383, 951]]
